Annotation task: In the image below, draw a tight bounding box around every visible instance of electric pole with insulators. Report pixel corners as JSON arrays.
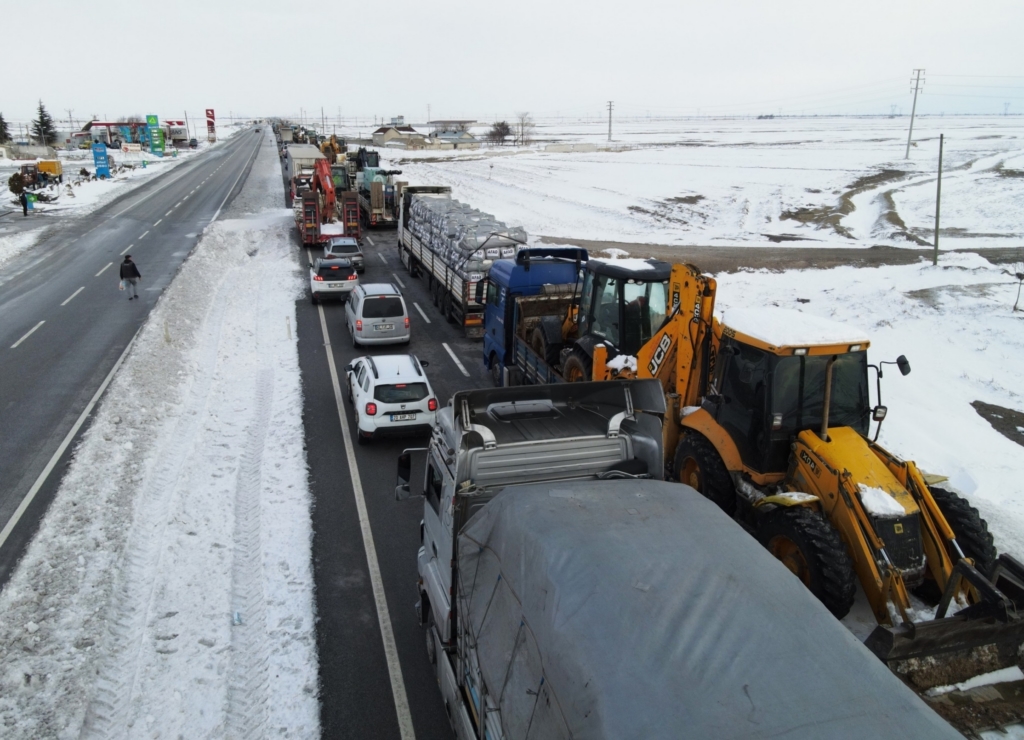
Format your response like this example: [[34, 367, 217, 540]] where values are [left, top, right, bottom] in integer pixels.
[[607, 101, 614, 142], [905, 69, 925, 159]]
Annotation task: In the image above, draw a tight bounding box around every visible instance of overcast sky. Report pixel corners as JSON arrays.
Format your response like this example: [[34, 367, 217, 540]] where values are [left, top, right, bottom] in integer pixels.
[[6, 0, 1023, 125]]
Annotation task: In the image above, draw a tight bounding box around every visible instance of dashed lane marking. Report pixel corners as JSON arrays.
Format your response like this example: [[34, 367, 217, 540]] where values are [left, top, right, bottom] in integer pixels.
[[165, 209, 173, 216], [378, 254, 387, 263], [365, 236, 375, 246], [153, 220, 162, 227], [175, 201, 182, 208], [11, 321, 45, 349], [442, 342, 471, 377], [120, 243, 134, 256], [412, 302, 431, 324], [315, 304, 416, 740], [139, 230, 150, 239], [95, 262, 113, 277], [61, 287, 85, 306], [391, 273, 406, 289]]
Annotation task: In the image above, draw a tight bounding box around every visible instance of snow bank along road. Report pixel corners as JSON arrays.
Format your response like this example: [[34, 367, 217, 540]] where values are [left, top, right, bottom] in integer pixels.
[[0, 127, 263, 584]]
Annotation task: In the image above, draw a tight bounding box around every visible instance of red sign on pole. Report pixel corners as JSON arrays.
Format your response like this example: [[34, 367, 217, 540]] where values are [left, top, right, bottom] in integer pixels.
[[206, 108, 217, 142]]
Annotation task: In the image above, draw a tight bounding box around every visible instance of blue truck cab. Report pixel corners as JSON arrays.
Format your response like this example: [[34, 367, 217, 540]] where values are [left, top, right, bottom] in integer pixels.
[[482, 248, 587, 385]]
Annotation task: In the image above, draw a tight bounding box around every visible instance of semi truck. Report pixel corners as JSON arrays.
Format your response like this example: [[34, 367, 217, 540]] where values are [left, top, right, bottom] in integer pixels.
[[398, 185, 526, 339], [356, 166, 401, 227], [396, 380, 962, 740]]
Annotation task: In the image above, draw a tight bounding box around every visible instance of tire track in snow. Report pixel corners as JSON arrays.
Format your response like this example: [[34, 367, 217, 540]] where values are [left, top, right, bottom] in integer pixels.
[[80, 270, 238, 739]]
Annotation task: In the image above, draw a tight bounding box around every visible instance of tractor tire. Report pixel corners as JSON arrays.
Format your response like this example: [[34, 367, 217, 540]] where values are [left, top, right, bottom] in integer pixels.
[[489, 354, 502, 387], [562, 350, 592, 382], [757, 507, 857, 619], [530, 327, 561, 366], [930, 486, 997, 576], [673, 433, 736, 517]]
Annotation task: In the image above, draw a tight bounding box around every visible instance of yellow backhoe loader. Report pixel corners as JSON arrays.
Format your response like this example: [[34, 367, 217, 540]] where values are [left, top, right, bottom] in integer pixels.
[[542, 259, 1024, 725]]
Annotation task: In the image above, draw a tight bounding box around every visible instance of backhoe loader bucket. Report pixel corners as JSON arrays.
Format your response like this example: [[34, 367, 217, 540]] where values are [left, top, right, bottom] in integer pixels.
[[865, 554, 1024, 734]]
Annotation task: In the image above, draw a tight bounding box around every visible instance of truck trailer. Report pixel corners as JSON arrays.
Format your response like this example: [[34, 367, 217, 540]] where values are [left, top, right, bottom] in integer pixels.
[[397, 380, 962, 740]]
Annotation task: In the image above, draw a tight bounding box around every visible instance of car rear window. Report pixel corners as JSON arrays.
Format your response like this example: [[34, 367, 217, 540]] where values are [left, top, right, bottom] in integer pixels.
[[327, 242, 359, 254], [374, 382, 428, 403], [318, 264, 354, 280], [362, 296, 404, 318]]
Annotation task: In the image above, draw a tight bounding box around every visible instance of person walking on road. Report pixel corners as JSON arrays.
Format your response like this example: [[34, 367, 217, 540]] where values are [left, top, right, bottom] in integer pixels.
[[120, 255, 142, 300], [19, 191, 28, 217]]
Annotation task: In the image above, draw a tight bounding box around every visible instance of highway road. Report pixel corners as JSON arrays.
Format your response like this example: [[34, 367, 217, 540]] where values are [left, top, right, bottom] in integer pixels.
[[293, 205, 489, 735], [0, 128, 265, 584]]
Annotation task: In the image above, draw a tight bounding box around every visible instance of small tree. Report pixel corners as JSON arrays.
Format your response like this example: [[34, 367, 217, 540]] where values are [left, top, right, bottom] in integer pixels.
[[31, 100, 58, 146], [488, 121, 512, 145], [0, 113, 10, 144], [9, 172, 25, 196], [1013, 253, 1024, 312], [514, 111, 535, 146]]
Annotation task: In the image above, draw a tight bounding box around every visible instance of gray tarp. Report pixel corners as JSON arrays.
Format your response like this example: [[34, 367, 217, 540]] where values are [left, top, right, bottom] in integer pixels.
[[458, 480, 962, 739]]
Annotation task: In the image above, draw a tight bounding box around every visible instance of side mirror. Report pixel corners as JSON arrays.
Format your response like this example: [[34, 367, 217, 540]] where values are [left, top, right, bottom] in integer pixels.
[[396, 448, 428, 501], [419, 360, 429, 368], [343, 363, 353, 373], [309, 262, 315, 269], [872, 405, 888, 422], [897, 355, 911, 376]]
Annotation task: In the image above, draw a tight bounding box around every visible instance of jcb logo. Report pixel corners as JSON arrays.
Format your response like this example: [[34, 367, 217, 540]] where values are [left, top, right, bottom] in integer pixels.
[[692, 298, 702, 322], [647, 334, 673, 375], [799, 450, 821, 477]]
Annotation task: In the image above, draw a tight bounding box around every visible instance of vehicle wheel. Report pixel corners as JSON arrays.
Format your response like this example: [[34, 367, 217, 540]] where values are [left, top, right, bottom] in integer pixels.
[[356, 429, 368, 445], [530, 327, 561, 366], [443, 295, 456, 324], [562, 350, 591, 382], [929, 486, 997, 576], [757, 506, 857, 619], [424, 607, 437, 666], [311, 293, 318, 305], [490, 354, 502, 387], [673, 432, 736, 516]]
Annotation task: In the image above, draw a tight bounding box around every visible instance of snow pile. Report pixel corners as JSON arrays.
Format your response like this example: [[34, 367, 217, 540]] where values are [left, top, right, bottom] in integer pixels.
[[0, 230, 41, 270], [714, 252, 1024, 560], [0, 133, 318, 737], [596, 257, 663, 272], [927, 666, 1024, 697], [721, 307, 869, 347], [606, 354, 638, 372], [857, 485, 906, 517]]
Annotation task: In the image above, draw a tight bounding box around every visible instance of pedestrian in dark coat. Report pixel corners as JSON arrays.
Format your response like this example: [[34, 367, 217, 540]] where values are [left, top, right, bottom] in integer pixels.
[[119, 255, 142, 300], [19, 191, 28, 216]]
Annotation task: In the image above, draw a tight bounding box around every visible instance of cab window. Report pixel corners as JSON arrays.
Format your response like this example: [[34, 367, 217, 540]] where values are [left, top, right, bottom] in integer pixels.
[[425, 462, 443, 516], [485, 281, 499, 306]]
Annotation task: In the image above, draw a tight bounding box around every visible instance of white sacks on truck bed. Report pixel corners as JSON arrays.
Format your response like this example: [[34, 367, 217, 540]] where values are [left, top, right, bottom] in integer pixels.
[[407, 193, 526, 282]]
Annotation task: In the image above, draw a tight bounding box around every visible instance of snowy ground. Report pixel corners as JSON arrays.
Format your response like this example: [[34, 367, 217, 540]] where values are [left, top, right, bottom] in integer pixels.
[[368, 115, 1024, 250], [0, 132, 318, 738]]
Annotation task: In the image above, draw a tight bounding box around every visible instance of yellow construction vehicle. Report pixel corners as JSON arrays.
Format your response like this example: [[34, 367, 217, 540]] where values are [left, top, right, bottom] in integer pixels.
[[526, 258, 1024, 702], [319, 134, 346, 163]]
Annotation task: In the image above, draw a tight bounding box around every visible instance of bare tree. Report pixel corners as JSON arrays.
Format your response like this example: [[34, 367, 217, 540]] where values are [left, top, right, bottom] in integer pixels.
[[1013, 252, 1024, 312], [514, 111, 535, 146], [487, 121, 512, 145]]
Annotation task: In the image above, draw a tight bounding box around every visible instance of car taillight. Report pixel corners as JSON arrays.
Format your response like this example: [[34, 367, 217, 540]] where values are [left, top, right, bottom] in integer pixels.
[[365, 402, 377, 416], [355, 320, 362, 331], [314, 275, 324, 281], [348, 274, 358, 280], [404, 317, 410, 329], [428, 398, 438, 411]]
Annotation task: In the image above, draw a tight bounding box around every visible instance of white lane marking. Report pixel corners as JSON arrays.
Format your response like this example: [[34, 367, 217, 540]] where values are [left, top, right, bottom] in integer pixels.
[[442, 342, 471, 377], [210, 138, 261, 223], [0, 328, 141, 551], [412, 302, 431, 324], [191, 188, 196, 193], [139, 230, 150, 239], [95, 262, 113, 277], [165, 209, 173, 216], [11, 320, 45, 349], [391, 273, 406, 289], [61, 287, 85, 306], [110, 165, 196, 218], [175, 201, 182, 208], [365, 236, 375, 246], [153, 219, 162, 227], [183, 195, 189, 201], [120, 243, 134, 255], [315, 304, 416, 739], [377, 254, 387, 264]]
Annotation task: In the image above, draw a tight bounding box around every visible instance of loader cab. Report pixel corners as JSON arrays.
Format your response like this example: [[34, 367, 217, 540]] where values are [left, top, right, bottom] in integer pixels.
[[578, 259, 672, 357], [709, 309, 871, 474]]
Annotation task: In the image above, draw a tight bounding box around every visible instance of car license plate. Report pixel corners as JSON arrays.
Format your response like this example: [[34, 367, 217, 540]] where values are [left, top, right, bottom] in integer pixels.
[[390, 413, 416, 422], [375, 324, 394, 331]]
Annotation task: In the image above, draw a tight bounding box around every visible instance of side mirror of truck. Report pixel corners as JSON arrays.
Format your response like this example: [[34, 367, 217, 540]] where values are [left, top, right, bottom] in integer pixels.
[[396, 448, 428, 501], [896, 355, 911, 376], [474, 282, 484, 304]]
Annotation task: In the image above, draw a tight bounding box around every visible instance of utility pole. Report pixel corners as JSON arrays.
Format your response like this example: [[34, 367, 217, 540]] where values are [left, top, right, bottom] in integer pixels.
[[184, 110, 190, 140], [427, 104, 431, 124], [1005, 102, 1011, 116], [607, 100, 613, 142], [321, 106, 325, 132], [905, 68, 925, 159], [65, 108, 74, 129], [933, 134, 944, 266]]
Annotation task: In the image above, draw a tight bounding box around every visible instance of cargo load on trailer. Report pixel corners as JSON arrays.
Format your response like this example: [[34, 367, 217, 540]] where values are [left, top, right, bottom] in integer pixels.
[[356, 166, 402, 227], [398, 185, 526, 338]]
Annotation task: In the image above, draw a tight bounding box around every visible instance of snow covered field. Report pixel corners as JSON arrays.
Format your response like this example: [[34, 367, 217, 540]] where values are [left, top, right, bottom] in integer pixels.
[[0, 133, 318, 738], [374, 115, 1024, 250]]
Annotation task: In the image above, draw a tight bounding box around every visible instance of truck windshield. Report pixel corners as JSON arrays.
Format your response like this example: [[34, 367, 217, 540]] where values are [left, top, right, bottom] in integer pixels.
[[772, 352, 870, 437], [622, 280, 668, 352]]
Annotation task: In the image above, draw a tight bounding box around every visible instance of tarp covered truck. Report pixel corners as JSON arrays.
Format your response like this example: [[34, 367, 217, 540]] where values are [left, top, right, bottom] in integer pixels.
[[397, 381, 961, 740]]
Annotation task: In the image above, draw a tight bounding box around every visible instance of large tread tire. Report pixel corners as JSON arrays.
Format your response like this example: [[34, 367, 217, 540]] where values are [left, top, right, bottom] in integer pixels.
[[673, 433, 736, 516], [530, 326, 561, 366], [757, 507, 857, 619], [489, 354, 502, 387], [562, 351, 591, 382], [929, 486, 997, 576]]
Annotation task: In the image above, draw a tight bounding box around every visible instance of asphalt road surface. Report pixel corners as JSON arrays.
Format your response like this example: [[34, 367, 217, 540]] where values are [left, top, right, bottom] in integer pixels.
[[292, 205, 487, 735], [0, 128, 265, 585]]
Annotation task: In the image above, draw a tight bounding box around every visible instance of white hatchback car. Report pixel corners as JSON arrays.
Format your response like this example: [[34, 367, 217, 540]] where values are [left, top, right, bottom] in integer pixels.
[[309, 257, 358, 303], [345, 354, 437, 443]]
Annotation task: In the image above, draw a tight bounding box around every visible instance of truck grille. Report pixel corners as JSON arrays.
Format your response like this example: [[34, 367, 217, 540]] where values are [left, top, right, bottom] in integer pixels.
[[873, 513, 925, 585]]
